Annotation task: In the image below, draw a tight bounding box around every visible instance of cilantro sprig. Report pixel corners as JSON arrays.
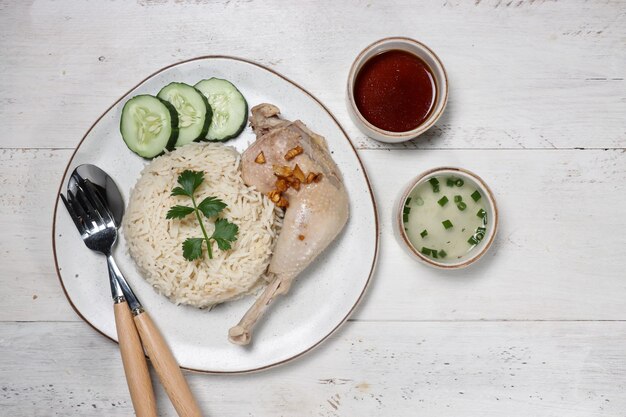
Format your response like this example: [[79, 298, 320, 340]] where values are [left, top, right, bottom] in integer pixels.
[[166, 170, 238, 261]]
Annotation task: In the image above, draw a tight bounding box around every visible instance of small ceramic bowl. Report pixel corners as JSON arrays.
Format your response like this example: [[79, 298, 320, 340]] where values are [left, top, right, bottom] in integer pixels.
[[393, 167, 498, 269], [346, 37, 448, 143]]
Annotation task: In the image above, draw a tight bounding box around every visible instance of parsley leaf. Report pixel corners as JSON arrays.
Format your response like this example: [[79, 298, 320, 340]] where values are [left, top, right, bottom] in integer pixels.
[[182, 237, 204, 261], [197, 196, 227, 218], [165, 205, 195, 220], [212, 218, 239, 251], [170, 186, 189, 197], [166, 170, 238, 261], [177, 170, 204, 196]]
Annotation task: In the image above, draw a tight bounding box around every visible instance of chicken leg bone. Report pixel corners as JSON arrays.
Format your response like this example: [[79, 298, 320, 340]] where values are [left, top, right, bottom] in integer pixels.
[[228, 275, 289, 345]]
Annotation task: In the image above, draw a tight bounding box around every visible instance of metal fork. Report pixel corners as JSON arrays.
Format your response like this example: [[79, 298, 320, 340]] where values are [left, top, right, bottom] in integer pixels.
[[62, 180, 202, 417], [62, 181, 142, 313], [61, 181, 157, 417]]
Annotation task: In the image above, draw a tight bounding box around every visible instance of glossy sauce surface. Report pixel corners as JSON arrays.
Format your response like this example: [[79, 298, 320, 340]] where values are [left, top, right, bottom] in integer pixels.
[[354, 50, 436, 132]]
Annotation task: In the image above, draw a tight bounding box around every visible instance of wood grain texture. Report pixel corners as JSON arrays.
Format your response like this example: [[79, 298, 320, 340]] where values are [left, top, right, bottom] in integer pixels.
[[1, 321, 625, 417], [0, 0, 624, 150], [355, 148, 626, 321], [113, 302, 157, 417], [0, 149, 76, 322], [133, 312, 202, 417]]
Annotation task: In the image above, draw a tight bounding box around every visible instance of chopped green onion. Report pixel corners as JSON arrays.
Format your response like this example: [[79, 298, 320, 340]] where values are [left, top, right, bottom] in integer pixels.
[[415, 196, 424, 206], [429, 177, 440, 193], [476, 232, 485, 241], [442, 219, 453, 229], [454, 195, 462, 203], [403, 213, 409, 223], [405, 197, 412, 206], [468, 236, 478, 245], [455, 178, 464, 187], [457, 202, 467, 211], [477, 208, 486, 218], [420, 229, 428, 238], [438, 249, 447, 258], [421, 247, 431, 255], [437, 196, 449, 206], [431, 250, 438, 259], [477, 226, 486, 233], [446, 178, 455, 187], [471, 190, 482, 202], [482, 214, 488, 225], [403, 206, 411, 214]]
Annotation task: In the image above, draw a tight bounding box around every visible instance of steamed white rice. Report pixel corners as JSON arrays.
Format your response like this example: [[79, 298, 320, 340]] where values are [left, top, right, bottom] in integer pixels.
[[123, 142, 281, 308]]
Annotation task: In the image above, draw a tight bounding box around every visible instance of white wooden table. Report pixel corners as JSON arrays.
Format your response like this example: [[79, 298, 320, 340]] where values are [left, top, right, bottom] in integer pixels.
[[2, 1, 625, 415]]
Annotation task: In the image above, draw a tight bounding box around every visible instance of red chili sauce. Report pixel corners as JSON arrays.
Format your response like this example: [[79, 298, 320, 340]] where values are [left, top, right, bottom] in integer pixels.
[[354, 50, 436, 132]]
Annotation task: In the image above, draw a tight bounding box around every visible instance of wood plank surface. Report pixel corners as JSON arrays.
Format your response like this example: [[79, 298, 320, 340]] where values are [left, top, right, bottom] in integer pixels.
[[1, 321, 625, 417], [0, 0, 624, 150], [1, 0, 626, 416], [356, 148, 626, 320], [0, 149, 77, 322]]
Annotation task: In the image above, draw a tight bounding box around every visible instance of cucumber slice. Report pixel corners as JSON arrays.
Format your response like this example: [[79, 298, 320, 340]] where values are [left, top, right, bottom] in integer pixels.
[[194, 78, 248, 141], [120, 95, 178, 158], [157, 82, 211, 147]]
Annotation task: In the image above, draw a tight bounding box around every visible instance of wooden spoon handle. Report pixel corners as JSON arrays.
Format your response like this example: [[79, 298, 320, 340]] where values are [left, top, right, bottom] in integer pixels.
[[113, 301, 158, 417], [134, 311, 203, 417]]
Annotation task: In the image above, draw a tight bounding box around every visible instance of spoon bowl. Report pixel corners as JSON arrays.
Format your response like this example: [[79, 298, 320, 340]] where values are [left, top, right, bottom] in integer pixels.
[[68, 164, 125, 226]]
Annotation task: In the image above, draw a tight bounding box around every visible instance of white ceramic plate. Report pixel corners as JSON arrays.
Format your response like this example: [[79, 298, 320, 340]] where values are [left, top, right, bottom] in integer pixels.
[[52, 56, 379, 374]]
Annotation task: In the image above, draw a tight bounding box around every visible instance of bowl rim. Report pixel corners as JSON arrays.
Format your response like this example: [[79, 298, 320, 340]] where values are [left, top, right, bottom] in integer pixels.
[[347, 36, 449, 140], [396, 167, 499, 269]]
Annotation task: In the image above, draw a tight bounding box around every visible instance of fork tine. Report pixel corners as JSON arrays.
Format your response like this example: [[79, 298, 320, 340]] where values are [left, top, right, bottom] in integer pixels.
[[82, 179, 114, 226], [61, 193, 87, 235], [68, 189, 97, 232], [75, 182, 104, 228]]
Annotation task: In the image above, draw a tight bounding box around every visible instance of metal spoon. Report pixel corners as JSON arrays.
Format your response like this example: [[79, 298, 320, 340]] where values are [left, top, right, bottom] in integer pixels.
[[63, 165, 203, 417], [63, 166, 158, 417]]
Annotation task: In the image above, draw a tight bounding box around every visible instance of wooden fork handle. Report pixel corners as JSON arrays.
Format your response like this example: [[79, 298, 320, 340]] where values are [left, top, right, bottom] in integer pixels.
[[134, 311, 203, 417], [114, 301, 158, 417]]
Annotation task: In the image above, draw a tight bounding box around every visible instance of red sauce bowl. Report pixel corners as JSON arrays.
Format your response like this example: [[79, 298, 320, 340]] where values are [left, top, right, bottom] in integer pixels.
[[347, 37, 448, 143]]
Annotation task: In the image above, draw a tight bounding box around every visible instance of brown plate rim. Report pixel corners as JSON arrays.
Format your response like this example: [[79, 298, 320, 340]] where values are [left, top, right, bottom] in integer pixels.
[[51, 55, 380, 375]]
